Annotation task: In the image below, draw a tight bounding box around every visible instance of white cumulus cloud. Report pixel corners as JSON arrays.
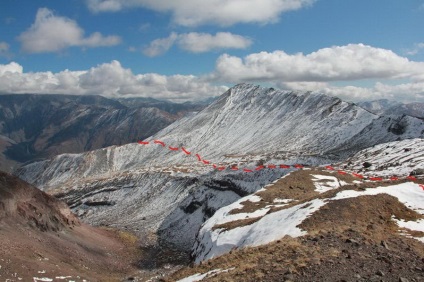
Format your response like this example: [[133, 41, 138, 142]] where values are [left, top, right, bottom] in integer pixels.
[[210, 44, 424, 102], [0, 61, 22, 75], [0, 61, 227, 102], [212, 44, 424, 83], [17, 8, 121, 53], [86, 0, 315, 27], [326, 83, 424, 103], [143, 32, 252, 57]]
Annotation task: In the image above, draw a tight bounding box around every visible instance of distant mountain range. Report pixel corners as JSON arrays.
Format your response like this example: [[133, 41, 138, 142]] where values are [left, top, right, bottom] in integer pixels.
[[0, 94, 206, 172], [357, 99, 424, 118]]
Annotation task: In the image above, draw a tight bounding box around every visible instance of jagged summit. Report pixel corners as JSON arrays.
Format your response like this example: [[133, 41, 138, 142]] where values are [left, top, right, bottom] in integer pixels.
[[151, 84, 374, 155]]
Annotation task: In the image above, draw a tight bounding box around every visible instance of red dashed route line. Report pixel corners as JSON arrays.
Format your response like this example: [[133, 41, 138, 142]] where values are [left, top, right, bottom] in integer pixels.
[[138, 140, 424, 190]]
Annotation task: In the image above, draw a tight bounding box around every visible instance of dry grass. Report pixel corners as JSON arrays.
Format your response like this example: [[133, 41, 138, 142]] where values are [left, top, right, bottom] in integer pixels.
[[210, 169, 423, 233]]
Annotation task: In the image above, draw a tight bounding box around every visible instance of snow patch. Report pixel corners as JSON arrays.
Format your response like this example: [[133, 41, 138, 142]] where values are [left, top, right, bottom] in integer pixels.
[[395, 218, 424, 242], [194, 182, 424, 263], [312, 174, 341, 193], [332, 183, 424, 213], [194, 199, 326, 262], [33, 278, 53, 282], [176, 268, 235, 282]]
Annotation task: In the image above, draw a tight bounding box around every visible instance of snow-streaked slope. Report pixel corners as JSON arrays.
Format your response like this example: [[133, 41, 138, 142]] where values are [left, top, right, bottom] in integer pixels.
[[151, 83, 379, 159], [331, 115, 424, 158], [193, 180, 424, 263], [17, 84, 424, 191], [341, 138, 424, 178]]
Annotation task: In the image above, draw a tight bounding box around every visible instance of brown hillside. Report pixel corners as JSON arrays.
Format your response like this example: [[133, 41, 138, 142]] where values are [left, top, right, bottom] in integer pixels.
[[0, 171, 140, 281]]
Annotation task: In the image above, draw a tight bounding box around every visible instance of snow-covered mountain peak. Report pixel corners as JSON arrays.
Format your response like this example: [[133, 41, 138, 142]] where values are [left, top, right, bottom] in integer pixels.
[[221, 83, 333, 113], [17, 84, 424, 191]]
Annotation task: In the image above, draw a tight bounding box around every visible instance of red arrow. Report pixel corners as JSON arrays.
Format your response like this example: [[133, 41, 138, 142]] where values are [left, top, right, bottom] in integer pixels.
[[231, 166, 239, 171], [154, 140, 165, 147], [255, 165, 265, 171], [202, 160, 210, 165], [268, 164, 276, 169], [325, 165, 335, 170], [217, 166, 226, 171], [390, 176, 399, 181], [338, 170, 347, 175], [138, 141, 150, 145], [181, 147, 191, 155], [407, 176, 417, 181], [195, 154, 202, 161], [279, 164, 290, 169], [243, 168, 253, 172], [370, 177, 383, 181], [293, 164, 304, 169], [352, 173, 364, 179], [169, 146, 179, 151]]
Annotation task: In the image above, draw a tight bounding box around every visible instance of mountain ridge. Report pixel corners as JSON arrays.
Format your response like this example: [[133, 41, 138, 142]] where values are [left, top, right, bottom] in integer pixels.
[[16, 84, 424, 191]]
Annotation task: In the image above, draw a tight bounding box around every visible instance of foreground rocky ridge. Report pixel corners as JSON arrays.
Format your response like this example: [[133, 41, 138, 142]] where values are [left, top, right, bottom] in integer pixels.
[[172, 174, 424, 280]]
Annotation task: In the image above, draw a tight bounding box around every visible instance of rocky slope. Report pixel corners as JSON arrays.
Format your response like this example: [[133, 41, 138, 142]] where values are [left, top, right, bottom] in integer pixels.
[[0, 171, 140, 281], [0, 94, 203, 172]]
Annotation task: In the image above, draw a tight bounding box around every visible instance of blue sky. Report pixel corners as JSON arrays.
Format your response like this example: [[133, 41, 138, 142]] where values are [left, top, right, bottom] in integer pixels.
[[1, 0, 424, 102]]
